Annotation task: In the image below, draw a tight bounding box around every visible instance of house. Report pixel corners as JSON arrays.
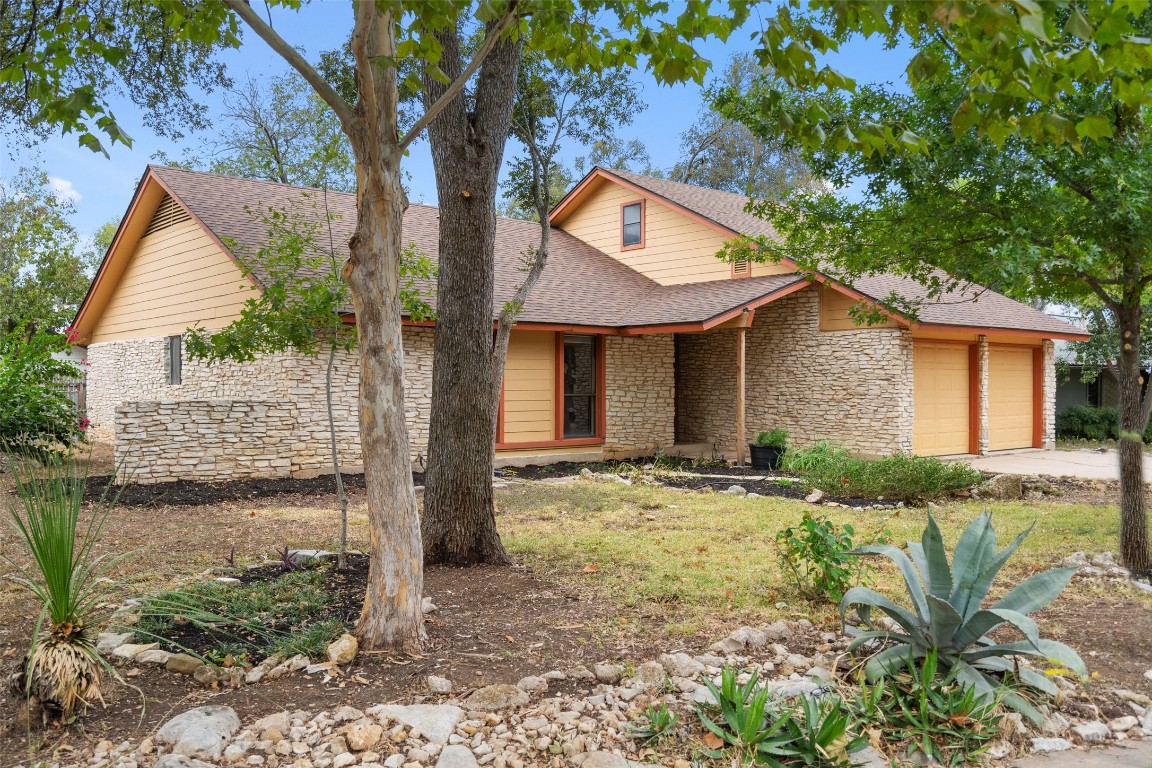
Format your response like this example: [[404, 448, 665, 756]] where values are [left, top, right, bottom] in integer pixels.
[[71, 165, 1088, 483]]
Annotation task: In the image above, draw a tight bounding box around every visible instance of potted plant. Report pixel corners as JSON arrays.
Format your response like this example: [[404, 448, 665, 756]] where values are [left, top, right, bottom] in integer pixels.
[[750, 429, 787, 470]]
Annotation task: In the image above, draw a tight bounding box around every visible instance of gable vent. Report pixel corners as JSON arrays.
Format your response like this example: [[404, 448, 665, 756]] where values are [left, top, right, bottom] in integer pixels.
[[731, 257, 751, 278], [143, 195, 191, 236]]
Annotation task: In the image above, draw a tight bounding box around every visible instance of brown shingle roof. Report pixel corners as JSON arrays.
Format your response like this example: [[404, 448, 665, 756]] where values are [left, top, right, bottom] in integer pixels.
[[592, 167, 1086, 339], [149, 166, 807, 329]]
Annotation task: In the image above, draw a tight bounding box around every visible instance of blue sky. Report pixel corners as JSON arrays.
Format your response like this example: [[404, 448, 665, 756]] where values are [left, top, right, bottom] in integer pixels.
[[3, 3, 911, 241]]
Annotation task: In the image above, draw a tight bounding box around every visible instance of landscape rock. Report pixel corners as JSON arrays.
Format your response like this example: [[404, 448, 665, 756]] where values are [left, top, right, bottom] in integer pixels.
[[464, 684, 529, 710], [434, 745, 478, 768], [710, 625, 768, 654], [592, 663, 624, 684], [658, 653, 703, 679], [721, 485, 747, 496], [164, 654, 205, 677], [580, 752, 630, 768], [516, 675, 547, 693], [155, 706, 241, 761], [1072, 721, 1110, 743], [112, 642, 159, 661], [427, 676, 454, 695], [154, 756, 217, 768], [852, 747, 889, 768], [327, 633, 359, 665], [422, 597, 438, 615], [982, 474, 1023, 500], [1110, 716, 1138, 732], [1062, 552, 1089, 568], [1041, 712, 1071, 736], [96, 632, 134, 655], [1091, 552, 1117, 567], [1030, 738, 1073, 753], [345, 720, 383, 751], [631, 661, 665, 690], [370, 705, 465, 745], [804, 489, 825, 504], [136, 649, 172, 665]]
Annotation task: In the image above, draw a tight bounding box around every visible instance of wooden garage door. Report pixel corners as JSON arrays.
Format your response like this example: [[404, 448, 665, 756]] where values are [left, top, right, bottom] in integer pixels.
[[913, 343, 971, 456], [988, 347, 1035, 450]]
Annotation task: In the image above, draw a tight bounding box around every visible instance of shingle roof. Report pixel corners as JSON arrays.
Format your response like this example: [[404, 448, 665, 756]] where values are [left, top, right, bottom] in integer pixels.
[[591, 167, 1087, 339], [149, 166, 804, 329]]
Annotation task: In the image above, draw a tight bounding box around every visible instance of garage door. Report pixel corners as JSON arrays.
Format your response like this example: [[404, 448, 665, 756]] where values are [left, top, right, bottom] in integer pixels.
[[913, 343, 971, 455], [988, 347, 1035, 450]]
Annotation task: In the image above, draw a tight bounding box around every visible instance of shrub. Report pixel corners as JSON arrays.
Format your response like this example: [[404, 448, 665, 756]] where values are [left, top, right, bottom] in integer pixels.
[[0, 329, 85, 459], [775, 511, 887, 603], [840, 511, 1085, 722], [1055, 404, 1119, 441], [754, 429, 788, 448], [781, 443, 980, 502], [3, 456, 127, 717]]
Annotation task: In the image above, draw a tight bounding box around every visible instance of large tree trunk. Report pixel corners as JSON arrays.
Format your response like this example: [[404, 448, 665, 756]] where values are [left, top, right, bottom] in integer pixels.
[[1116, 304, 1151, 574], [420, 28, 522, 565]]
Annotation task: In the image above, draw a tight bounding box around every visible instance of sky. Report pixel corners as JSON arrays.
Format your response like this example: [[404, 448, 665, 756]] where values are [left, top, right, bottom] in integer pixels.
[[1, 3, 913, 241]]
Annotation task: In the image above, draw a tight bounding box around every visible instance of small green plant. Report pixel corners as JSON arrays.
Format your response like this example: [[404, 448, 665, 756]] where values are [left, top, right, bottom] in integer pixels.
[[777, 478, 795, 490], [2, 455, 128, 717], [628, 703, 679, 745], [841, 511, 1086, 722], [0, 327, 87, 460], [696, 667, 866, 766], [780, 443, 980, 501], [853, 649, 1002, 766], [754, 429, 788, 448], [780, 442, 852, 474], [775, 512, 886, 603]]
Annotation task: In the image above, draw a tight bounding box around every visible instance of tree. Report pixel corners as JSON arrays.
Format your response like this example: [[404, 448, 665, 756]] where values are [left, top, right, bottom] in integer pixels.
[[185, 196, 434, 569], [0, 167, 92, 335], [720, 2, 1152, 572], [0, 326, 84, 458], [573, 136, 660, 177], [422, 47, 647, 564], [8, 0, 749, 649], [671, 53, 818, 200], [1067, 306, 1152, 417], [155, 72, 356, 192]]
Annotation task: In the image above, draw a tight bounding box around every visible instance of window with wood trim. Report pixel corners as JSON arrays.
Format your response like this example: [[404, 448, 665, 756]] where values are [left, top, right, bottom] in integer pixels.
[[621, 201, 644, 249], [731, 256, 750, 278], [563, 335, 597, 438], [167, 335, 183, 385]]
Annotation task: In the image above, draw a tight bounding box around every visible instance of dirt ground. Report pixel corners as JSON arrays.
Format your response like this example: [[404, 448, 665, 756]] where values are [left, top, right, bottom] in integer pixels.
[[2, 458, 1151, 764]]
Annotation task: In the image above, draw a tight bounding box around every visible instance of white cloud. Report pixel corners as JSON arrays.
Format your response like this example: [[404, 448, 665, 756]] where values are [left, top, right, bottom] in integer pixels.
[[48, 176, 82, 203]]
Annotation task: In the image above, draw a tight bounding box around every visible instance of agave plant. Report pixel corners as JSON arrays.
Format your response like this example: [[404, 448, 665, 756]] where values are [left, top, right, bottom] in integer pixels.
[[840, 511, 1086, 721], [3, 454, 126, 719]]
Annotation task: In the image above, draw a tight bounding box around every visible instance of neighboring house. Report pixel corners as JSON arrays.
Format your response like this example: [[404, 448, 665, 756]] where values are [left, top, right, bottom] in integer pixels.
[[1053, 340, 1121, 414], [71, 166, 1088, 483]]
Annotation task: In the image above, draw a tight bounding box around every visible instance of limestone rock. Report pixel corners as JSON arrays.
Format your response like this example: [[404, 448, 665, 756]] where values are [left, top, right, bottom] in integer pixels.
[[658, 653, 703, 679], [580, 752, 630, 768], [721, 485, 747, 496], [166, 653, 206, 676], [631, 661, 665, 690], [1072, 722, 1110, 743], [422, 597, 438, 615], [96, 632, 134, 655], [112, 642, 159, 661], [434, 745, 478, 768], [155, 706, 241, 761], [981, 474, 1022, 500], [804, 489, 825, 504], [136, 649, 172, 666], [327, 633, 359, 665], [592, 663, 623, 684], [428, 675, 454, 695], [1030, 738, 1073, 753], [1110, 716, 1138, 733], [345, 720, 383, 751], [370, 705, 466, 745], [464, 684, 529, 711], [154, 756, 217, 768], [516, 675, 547, 693]]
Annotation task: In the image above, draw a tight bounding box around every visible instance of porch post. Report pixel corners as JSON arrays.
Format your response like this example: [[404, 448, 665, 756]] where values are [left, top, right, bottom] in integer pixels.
[[736, 324, 746, 466]]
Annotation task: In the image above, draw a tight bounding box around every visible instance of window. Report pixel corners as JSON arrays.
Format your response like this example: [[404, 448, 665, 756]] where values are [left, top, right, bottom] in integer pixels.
[[167, 335, 182, 385], [621, 201, 644, 248], [563, 335, 597, 438]]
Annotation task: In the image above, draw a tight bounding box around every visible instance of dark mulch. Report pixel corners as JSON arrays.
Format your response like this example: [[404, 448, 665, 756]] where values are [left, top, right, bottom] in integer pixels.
[[85, 472, 371, 508]]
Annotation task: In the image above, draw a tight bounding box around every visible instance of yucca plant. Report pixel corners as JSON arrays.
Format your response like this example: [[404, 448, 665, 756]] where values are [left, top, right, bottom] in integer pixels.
[[2, 454, 126, 719], [840, 511, 1086, 721]]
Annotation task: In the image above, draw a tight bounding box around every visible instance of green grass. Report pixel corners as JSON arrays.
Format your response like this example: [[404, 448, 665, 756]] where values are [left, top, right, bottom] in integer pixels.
[[498, 481, 1128, 636]]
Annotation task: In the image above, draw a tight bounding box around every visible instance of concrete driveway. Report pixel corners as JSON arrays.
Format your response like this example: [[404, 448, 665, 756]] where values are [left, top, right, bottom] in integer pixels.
[[961, 448, 1152, 480], [1010, 743, 1152, 767]]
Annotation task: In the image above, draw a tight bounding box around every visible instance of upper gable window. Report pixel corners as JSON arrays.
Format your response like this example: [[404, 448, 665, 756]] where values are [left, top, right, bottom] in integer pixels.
[[621, 201, 644, 249]]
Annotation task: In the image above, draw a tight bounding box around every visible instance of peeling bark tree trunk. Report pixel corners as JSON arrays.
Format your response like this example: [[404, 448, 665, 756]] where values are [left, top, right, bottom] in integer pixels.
[[421, 28, 522, 565], [1116, 303, 1151, 574]]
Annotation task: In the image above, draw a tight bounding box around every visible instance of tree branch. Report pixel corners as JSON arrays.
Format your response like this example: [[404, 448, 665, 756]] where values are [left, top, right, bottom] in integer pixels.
[[222, 0, 355, 129], [399, 1, 520, 151]]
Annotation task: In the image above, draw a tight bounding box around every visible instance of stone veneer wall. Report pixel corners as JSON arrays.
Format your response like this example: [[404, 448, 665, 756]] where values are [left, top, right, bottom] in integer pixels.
[[676, 287, 914, 456], [87, 327, 435, 481], [1042, 339, 1056, 449], [603, 334, 675, 457]]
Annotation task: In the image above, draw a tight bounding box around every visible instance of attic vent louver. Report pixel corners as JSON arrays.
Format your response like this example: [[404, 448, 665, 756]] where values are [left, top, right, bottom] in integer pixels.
[[732, 256, 750, 277], [143, 195, 190, 236]]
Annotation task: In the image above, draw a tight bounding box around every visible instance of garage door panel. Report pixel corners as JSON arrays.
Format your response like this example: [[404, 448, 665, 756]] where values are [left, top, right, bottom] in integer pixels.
[[913, 343, 971, 456], [988, 347, 1035, 450]]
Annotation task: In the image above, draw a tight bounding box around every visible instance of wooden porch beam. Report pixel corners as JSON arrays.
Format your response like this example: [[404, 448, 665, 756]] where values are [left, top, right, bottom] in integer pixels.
[[736, 322, 747, 466]]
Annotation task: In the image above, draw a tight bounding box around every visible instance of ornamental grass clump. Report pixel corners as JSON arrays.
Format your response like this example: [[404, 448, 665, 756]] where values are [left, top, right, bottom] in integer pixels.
[[840, 511, 1085, 722], [3, 455, 127, 719]]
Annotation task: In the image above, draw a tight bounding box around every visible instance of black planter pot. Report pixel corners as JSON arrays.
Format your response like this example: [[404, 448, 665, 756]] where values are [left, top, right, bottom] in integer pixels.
[[749, 444, 784, 470]]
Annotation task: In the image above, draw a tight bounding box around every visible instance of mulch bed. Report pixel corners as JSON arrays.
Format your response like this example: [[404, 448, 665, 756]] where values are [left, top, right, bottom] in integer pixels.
[[85, 472, 371, 508]]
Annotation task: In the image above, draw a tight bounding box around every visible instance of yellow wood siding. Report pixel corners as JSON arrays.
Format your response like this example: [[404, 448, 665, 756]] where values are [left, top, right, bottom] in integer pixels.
[[90, 215, 253, 343], [988, 347, 1035, 450], [912, 343, 970, 456], [819, 285, 898, 330], [556, 179, 794, 285], [502, 331, 556, 443]]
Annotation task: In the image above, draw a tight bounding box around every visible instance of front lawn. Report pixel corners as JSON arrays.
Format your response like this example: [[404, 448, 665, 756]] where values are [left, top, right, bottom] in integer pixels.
[[498, 479, 1132, 637]]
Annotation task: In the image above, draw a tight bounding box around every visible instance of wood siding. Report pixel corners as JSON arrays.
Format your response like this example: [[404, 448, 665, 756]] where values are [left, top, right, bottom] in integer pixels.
[[501, 330, 556, 443], [555, 179, 793, 285], [819, 285, 898, 330], [90, 212, 253, 343]]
